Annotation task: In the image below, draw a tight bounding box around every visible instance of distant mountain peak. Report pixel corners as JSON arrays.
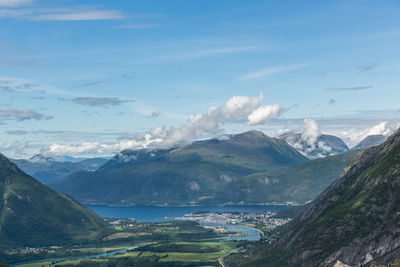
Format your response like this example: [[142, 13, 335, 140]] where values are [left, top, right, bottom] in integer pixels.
[[235, 130, 267, 138], [280, 131, 349, 159], [352, 134, 387, 150], [28, 154, 55, 163]]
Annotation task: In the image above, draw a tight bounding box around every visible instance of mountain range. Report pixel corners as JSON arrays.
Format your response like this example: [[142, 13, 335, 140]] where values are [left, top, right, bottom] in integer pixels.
[[50, 131, 310, 205], [11, 155, 108, 184], [233, 129, 400, 266], [49, 131, 366, 206]]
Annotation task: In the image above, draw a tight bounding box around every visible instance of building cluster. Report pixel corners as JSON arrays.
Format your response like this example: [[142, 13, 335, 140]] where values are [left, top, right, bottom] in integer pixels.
[[168, 211, 290, 229], [6, 246, 61, 255]]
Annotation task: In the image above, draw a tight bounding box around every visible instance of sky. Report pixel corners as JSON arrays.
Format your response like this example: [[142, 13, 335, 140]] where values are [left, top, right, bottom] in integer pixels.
[[1, 0, 400, 158]]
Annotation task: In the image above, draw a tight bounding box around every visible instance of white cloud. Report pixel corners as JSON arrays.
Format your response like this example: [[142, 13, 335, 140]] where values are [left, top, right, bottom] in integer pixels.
[[239, 64, 306, 80], [281, 118, 334, 158], [247, 104, 280, 125], [41, 93, 281, 156], [301, 118, 320, 148], [339, 121, 396, 147]]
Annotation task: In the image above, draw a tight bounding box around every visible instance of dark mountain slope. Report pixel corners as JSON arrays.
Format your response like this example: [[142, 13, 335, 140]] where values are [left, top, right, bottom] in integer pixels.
[[0, 153, 110, 250], [50, 131, 309, 206], [208, 149, 361, 205], [238, 129, 400, 266]]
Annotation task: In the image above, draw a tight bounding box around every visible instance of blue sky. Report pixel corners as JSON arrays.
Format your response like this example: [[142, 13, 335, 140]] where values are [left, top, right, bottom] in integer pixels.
[[1, 0, 400, 158]]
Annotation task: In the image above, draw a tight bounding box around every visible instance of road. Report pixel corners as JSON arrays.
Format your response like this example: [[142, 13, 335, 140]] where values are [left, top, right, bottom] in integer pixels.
[[218, 247, 241, 267]]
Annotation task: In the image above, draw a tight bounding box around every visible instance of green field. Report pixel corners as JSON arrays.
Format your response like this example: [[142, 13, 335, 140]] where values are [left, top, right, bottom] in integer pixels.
[[11, 220, 244, 267], [14, 242, 239, 267]]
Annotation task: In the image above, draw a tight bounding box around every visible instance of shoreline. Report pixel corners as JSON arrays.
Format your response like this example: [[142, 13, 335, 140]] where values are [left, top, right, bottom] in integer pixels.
[[84, 203, 301, 208], [238, 224, 264, 238]]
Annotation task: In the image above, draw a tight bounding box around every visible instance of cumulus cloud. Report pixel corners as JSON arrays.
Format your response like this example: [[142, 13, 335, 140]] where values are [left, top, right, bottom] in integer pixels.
[[61, 97, 133, 107], [281, 118, 334, 158], [301, 118, 320, 149], [0, 109, 53, 121], [247, 104, 280, 125], [41, 93, 281, 155]]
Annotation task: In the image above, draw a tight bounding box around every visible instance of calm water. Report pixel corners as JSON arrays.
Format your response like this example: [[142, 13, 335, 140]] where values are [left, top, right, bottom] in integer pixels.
[[86, 204, 290, 222]]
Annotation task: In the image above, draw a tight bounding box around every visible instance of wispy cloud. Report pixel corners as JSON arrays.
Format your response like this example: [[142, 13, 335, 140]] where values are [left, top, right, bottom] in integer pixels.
[[239, 64, 307, 80], [0, 77, 70, 95], [357, 64, 378, 72], [60, 97, 133, 107], [6, 130, 29, 135], [148, 46, 258, 62], [72, 79, 112, 88], [0, 109, 53, 121], [116, 23, 161, 29], [326, 86, 372, 92], [0, 4, 125, 21], [0, 0, 32, 7], [31, 10, 125, 21]]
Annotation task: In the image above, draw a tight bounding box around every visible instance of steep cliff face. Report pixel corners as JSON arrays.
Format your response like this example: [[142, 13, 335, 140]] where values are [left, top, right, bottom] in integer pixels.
[[240, 129, 400, 266]]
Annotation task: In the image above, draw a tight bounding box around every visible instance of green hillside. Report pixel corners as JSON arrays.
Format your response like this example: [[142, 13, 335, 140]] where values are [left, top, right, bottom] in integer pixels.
[[50, 131, 309, 205], [51, 131, 360, 206], [207, 149, 361, 205], [0, 153, 111, 250], [232, 130, 400, 266]]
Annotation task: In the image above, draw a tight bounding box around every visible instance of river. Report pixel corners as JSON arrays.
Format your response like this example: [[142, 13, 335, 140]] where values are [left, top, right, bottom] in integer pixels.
[[12, 205, 290, 266]]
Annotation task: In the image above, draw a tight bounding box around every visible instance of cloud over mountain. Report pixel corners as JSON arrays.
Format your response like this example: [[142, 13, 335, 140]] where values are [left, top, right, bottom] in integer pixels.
[[41, 93, 281, 155]]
